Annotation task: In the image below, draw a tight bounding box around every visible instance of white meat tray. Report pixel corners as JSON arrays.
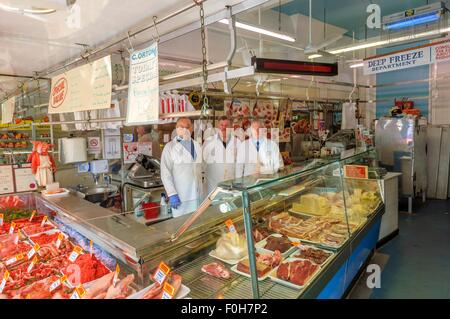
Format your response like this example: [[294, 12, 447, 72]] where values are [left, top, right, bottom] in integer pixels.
[[127, 283, 190, 299], [268, 257, 321, 290]]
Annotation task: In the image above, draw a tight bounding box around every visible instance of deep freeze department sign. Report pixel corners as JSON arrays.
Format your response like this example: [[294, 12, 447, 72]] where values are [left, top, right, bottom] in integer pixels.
[[364, 47, 430, 75]]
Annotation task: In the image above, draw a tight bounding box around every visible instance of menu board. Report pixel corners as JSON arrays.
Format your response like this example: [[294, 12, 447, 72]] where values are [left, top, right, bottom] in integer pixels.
[[1, 96, 15, 124], [126, 43, 159, 125], [0, 165, 15, 194], [14, 168, 37, 192], [48, 56, 112, 114]]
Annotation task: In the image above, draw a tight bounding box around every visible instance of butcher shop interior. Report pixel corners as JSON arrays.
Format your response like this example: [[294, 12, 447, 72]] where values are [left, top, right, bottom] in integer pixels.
[[0, 0, 450, 300]]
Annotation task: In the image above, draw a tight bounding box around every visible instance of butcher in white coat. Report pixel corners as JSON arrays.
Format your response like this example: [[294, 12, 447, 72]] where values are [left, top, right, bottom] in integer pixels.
[[202, 116, 240, 195], [235, 119, 284, 178], [160, 117, 203, 217]]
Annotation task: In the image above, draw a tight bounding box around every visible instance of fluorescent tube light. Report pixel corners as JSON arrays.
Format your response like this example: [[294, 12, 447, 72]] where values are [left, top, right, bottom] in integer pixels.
[[350, 63, 364, 68], [219, 19, 296, 42], [307, 54, 323, 59], [385, 12, 441, 30]]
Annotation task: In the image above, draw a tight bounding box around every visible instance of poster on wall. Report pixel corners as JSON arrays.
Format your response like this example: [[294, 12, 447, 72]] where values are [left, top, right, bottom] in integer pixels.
[[123, 142, 138, 164], [1, 96, 15, 124], [104, 136, 121, 160], [14, 168, 37, 192], [0, 165, 15, 194], [126, 43, 159, 125], [432, 42, 450, 63], [48, 56, 112, 114]]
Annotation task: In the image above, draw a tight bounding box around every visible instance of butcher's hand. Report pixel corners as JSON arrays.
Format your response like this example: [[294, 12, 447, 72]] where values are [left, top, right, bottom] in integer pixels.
[[169, 194, 181, 209]]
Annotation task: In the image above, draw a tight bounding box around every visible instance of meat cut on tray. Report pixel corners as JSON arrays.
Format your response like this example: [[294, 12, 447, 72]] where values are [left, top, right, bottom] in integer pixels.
[[263, 236, 292, 253], [293, 247, 332, 265], [276, 259, 319, 287], [236, 251, 282, 278], [201, 262, 230, 279], [63, 254, 110, 286], [142, 272, 182, 299]]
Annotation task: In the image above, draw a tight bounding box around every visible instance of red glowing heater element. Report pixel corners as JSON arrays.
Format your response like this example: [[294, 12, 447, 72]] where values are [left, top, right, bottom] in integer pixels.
[[252, 57, 338, 76]]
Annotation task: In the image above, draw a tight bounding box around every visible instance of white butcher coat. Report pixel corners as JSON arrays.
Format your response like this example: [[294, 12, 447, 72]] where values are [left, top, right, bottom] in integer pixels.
[[235, 138, 284, 178], [160, 138, 203, 217]]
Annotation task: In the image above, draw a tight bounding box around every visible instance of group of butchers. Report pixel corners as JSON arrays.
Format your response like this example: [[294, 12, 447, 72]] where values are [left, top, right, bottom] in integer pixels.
[[159, 116, 284, 217]]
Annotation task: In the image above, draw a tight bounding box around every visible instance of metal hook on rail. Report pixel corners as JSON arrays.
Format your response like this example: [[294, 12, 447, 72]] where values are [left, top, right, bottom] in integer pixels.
[[152, 16, 160, 43], [126, 31, 135, 54]]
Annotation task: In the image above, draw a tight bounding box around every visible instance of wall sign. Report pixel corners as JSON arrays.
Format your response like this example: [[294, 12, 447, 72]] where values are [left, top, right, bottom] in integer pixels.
[[87, 137, 101, 154], [126, 43, 159, 125], [343, 165, 369, 179], [0, 165, 15, 194], [103, 136, 121, 160], [123, 142, 138, 164], [1, 96, 15, 124], [364, 40, 450, 75], [48, 56, 112, 114], [14, 168, 37, 192]]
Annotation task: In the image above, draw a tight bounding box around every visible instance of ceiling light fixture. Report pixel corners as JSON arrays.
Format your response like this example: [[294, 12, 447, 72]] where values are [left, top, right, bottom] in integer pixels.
[[307, 54, 323, 59], [219, 19, 296, 42], [329, 26, 450, 55], [0, 4, 56, 14], [349, 62, 364, 68]]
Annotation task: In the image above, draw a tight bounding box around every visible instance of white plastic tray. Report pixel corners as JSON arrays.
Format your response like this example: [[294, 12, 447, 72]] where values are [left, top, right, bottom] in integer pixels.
[[209, 249, 246, 265], [268, 257, 321, 290], [41, 188, 70, 198], [230, 262, 271, 281], [127, 283, 190, 299], [255, 234, 297, 257]]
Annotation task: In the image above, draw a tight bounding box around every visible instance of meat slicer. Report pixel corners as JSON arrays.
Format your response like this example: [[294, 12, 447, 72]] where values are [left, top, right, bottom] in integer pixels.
[[127, 154, 162, 185]]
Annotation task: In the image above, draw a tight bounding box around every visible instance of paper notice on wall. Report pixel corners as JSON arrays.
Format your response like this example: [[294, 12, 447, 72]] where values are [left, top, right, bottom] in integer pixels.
[[48, 56, 112, 114], [87, 137, 101, 154], [103, 136, 121, 160], [14, 168, 37, 192], [432, 42, 450, 63], [1, 96, 15, 124], [126, 43, 159, 125], [137, 142, 152, 156], [123, 142, 139, 163], [0, 166, 15, 194]]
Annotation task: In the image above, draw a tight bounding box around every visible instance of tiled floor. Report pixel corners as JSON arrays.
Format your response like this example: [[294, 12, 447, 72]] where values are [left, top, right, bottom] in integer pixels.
[[353, 200, 450, 299]]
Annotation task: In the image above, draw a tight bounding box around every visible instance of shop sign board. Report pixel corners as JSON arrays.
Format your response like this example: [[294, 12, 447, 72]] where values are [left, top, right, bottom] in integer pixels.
[[1, 96, 15, 124], [126, 43, 159, 125], [343, 165, 369, 179], [364, 41, 450, 75], [48, 56, 112, 114]]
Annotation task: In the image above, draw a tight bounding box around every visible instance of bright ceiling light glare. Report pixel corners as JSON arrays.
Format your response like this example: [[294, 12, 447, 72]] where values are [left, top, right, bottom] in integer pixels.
[[307, 54, 323, 59], [0, 4, 55, 14], [385, 12, 440, 30], [219, 19, 296, 42], [349, 62, 364, 68]]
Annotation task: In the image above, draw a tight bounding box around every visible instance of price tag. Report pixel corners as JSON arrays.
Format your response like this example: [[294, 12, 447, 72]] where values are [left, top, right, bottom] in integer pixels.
[[113, 264, 120, 287], [55, 232, 65, 249], [40, 216, 48, 227], [70, 284, 86, 299], [49, 275, 67, 292], [29, 210, 36, 222], [9, 222, 16, 235], [0, 213, 3, 226], [161, 282, 175, 299], [0, 270, 10, 293], [89, 240, 93, 255], [291, 241, 302, 247], [225, 219, 236, 233], [27, 243, 40, 260], [14, 230, 20, 245], [68, 246, 83, 262], [153, 262, 170, 285], [343, 165, 369, 179], [27, 255, 39, 273], [5, 253, 24, 266]]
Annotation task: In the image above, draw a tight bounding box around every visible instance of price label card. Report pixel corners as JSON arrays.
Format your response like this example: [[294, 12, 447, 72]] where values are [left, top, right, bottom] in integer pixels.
[[14, 231, 20, 245], [9, 221, 16, 235], [291, 241, 302, 247], [343, 165, 369, 179], [225, 219, 236, 233], [0, 213, 3, 226], [153, 261, 170, 285], [113, 264, 120, 287], [68, 246, 83, 262], [161, 282, 175, 299], [55, 232, 65, 249], [40, 216, 48, 227], [29, 210, 36, 222], [5, 253, 24, 266], [27, 255, 39, 273], [0, 270, 10, 293], [49, 275, 67, 292], [70, 284, 86, 299], [89, 240, 93, 255], [27, 243, 40, 260]]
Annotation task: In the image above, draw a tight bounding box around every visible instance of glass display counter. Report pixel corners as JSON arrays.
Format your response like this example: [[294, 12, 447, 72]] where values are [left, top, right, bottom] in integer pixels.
[[4, 149, 384, 299]]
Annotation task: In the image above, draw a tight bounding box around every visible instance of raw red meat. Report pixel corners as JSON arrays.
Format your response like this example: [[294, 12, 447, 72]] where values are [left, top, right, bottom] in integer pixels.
[[0, 240, 31, 260], [29, 232, 59, 245], [276, 260, 319, 286], [142, 272, 182, 299], [201, 262, 230, 279], [63, 254, 110, 286], [22, 223, 55, 236]]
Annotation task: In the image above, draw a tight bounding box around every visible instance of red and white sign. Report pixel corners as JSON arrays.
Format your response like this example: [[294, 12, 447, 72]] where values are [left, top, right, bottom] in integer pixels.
[[88, 137, 101, 154], [433, 42, 450, 63], [48, 56, 112, 114], [343, 165, 369, 179]]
